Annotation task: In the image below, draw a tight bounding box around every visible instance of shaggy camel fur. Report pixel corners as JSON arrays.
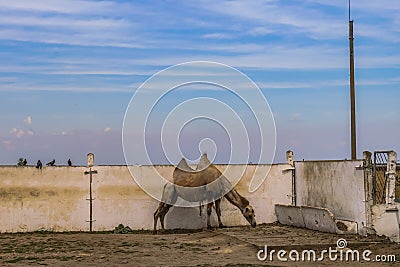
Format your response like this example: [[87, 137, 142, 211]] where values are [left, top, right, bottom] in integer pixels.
[[153, 154, 256, 233]]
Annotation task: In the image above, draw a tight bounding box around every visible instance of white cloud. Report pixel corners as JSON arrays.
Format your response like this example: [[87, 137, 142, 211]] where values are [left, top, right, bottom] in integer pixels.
[[0, 83, 133, 93], [202, 33, 233, 39], [27, 130, 35, 136], [260, 81, 312, 89], [1, 140, 14, 150], [0, 76, 17, 83], [0, 15, 129, 30], [289, 113, 302, 122], [10, 128, 24, 138], [0, 0, 397, 99], [0, 1, 147, 49], [104, 127, 111, 133], [24, 116, 32, 125], [194, 0, 345, 40], [0, 0, 128, 15], [0, 28, 143, 49], [247, 26, 274, 36], [16, 129, 24, 138]]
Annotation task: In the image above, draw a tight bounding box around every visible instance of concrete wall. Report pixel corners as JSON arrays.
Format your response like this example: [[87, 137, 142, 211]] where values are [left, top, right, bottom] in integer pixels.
[[0, 166, 88, 232], [0, 164, 292, 232], [295, 160, 366, 233], [372, 204, 400, 242]]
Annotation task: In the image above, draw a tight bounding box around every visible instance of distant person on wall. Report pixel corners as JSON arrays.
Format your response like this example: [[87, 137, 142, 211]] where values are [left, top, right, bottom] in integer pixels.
[[36, 160, 42, 170], [23, 158, 27, 166], [46, 159, 55, 166], [68, 159, 72, 166]]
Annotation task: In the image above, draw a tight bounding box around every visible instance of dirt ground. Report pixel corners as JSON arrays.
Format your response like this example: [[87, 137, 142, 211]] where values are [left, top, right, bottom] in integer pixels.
[[0, 223, 399, 266]]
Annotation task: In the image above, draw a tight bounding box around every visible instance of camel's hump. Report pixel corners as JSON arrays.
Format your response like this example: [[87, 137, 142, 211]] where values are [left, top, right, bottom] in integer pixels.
[[176, 158, 193, 171], [197, 153, 211, 170]]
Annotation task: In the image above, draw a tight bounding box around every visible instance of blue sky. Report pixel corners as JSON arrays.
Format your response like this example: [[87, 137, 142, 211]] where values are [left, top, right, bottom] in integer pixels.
[[0, 0, 399, 165]]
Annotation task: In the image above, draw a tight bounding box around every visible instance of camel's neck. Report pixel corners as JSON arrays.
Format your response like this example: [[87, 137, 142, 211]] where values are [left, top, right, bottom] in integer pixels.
[[224, 188, 249, 210]]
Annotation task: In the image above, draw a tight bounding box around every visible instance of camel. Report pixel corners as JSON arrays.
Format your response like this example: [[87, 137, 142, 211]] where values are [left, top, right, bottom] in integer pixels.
[[153, 154, 256, 233]]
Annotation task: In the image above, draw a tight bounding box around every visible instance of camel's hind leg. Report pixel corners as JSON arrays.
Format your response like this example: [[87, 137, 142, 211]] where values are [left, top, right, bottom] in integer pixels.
[[214, 198, 225, 228], [206, 202, 214, 229], [199, 201, 203, 216]]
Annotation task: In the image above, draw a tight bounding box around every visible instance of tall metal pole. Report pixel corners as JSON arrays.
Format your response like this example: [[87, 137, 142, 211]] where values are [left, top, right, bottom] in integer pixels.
[[349, 0, 357, 160]]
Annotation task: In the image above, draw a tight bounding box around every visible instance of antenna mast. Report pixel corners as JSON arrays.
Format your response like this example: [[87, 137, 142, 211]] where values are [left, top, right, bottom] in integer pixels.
[[348, 0, 351, 21], [349, 0, 357, 160]]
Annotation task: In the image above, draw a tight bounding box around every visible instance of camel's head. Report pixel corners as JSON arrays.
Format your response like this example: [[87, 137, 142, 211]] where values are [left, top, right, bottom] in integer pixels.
[[242, 205, 256, 227]]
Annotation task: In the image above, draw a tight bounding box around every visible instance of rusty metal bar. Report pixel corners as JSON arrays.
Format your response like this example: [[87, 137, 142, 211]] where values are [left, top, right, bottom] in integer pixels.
[[84, 168, 98, 232]]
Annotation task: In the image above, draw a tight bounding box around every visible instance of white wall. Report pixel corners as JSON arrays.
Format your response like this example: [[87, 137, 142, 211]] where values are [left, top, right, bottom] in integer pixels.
[[0, 164, 292, 232], [372, 204, 400, 242], [0, 166, 88, 232], [295, 160, 366, 232]]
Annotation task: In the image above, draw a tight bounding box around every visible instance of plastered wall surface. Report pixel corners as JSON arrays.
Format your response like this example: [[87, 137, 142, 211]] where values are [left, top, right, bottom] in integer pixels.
[[0, 164, 292, 232], [295, 160, 366, 231]]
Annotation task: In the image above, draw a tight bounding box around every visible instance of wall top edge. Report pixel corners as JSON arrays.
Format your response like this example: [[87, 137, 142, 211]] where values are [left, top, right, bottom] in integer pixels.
[[294, 159, 363, 163], [0, 163, 291, 168]]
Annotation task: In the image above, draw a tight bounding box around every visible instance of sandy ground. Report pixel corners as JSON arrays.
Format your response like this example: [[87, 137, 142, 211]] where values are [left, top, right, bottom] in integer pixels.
[[0, 223, 399, 266]]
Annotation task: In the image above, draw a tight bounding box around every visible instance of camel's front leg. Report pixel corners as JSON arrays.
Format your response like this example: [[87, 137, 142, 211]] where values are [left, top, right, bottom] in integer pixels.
[[206, 202, 213, 229], [153, 202, 164, 233], [154, 183, 177, 233], [214, 199, 225, 228]]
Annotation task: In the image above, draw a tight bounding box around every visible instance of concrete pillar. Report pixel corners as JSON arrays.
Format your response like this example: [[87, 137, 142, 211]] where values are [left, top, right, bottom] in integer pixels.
[[286, 150, 294, 167], [286, 150, 296, 205], [386, 151, 397, 207], [362, 151, 374, 233]]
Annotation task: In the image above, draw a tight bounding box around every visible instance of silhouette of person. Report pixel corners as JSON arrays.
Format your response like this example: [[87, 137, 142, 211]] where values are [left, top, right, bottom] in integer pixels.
[[68, 159, 72, 166], [23, 158, 27, 166], [36, 160, 42, 169], [46, 159, 55, 166]]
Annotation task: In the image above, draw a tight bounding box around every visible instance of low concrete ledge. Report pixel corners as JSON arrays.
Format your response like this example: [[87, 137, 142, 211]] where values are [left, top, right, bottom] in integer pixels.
[[372, 204, 400, 243], [275, 204, 358, 235]]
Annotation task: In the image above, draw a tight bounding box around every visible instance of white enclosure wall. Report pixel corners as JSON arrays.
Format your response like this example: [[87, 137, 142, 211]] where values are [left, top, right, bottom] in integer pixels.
[[0, 164, 292, 232], [295, 160, 366, 232]]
